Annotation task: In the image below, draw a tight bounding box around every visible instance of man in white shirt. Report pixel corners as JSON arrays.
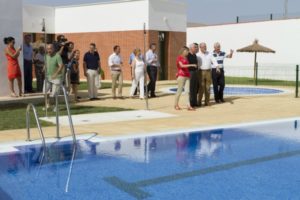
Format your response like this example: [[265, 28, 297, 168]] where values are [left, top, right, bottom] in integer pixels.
[[146, 43, 160, 98], [197, 42, 219, 106], [212, 42, 233, 103], [108, 45, 123, 99]]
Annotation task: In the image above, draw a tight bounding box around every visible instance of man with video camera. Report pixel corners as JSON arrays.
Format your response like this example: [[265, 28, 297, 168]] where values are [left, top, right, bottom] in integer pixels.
[[53, 35, 75, 91]]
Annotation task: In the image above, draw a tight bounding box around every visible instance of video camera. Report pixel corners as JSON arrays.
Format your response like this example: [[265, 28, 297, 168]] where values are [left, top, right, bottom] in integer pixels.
[[54, 35, 73, 53]]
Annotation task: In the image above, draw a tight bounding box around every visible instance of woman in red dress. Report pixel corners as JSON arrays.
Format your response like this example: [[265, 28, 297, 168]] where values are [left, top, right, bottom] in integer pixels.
[[4, 37, 23, 97], [174, 46, 197, 111]]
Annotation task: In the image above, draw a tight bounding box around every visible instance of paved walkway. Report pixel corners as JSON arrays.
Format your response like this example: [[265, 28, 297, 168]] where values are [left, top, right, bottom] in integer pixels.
[[0, 81, 299, 143]]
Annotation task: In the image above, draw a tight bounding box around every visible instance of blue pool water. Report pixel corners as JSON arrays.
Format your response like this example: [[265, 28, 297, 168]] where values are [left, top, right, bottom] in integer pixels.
[[0, 119, 300, 200], [169, 86, 284, 95]]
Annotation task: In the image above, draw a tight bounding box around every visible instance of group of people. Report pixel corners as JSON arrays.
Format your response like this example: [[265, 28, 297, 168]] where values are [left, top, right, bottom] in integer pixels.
[[2, 34, 162, 103], [3, 34, 233, 111], [82, 42, 161, 100], [175, 42, 233, 111], [3, 34, 81, 104]]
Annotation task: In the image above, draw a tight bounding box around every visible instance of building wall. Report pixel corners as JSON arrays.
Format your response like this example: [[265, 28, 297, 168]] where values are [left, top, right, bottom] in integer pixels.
[[166, 31, 187, 80], [23, 4, 55, 34], [187, 19, 300, 80], [0, 0, 23, 96], [55, 1, 149, 33], [21, 0, 187, 83], [149, 0, 186, 32], [63, 30, 149, 81], [54, 0, 186, 33]]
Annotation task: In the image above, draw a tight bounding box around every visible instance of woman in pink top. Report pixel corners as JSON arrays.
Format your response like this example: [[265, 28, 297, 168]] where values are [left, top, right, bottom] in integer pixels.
[[174, 46, 197, 110]]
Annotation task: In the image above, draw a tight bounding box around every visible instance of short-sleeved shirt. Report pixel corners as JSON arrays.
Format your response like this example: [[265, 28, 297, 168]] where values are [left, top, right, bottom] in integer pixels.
[[146, 50, 160, 67], [46, 53, 63, 80], [196, 51, 219, 70], [212, 51, 227, 68], [108, 53, 123, 71], [84, 51, 100, 70], [23, 44, 33, 61], [176, 55, 190, 78], [187, 53, 198, 71], [34, 53, 45, 68]]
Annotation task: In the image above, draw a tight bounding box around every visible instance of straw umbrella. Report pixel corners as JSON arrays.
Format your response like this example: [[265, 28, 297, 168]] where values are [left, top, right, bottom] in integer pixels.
[[237, 39, 275, 84]]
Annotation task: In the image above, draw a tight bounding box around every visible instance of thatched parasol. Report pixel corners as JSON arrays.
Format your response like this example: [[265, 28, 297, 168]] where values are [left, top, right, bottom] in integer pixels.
[[237, 39, 275, 84]]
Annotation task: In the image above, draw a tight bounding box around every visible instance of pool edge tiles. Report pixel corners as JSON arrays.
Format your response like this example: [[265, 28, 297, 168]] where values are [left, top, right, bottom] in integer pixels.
[[1, 117, 299, 153], [89, 117, 300, 143]]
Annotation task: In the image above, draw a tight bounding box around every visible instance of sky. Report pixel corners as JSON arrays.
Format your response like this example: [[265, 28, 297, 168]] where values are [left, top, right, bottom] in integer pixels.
[[24, 0, 300, 24]]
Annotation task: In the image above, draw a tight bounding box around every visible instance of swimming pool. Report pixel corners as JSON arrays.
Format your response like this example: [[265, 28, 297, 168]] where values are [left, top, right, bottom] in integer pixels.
[[163, 86, 287, 96], [0, 118, 300, 200]]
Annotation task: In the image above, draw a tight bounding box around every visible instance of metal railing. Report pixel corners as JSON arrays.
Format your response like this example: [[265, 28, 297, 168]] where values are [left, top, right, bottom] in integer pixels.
[[65, 144, 77, 193], [26, 84, 76, 145], [236, 12, 300, 24], [55, 85, 77, 144], [26, 104, 46, 148]]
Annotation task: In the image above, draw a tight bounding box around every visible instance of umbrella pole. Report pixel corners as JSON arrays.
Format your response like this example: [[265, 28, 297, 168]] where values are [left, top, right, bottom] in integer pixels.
[[254, 51, 257, 85]]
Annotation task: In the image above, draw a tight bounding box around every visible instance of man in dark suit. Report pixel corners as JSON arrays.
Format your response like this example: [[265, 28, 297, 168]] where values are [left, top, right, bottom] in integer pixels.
[[187, 43, 199, 107]]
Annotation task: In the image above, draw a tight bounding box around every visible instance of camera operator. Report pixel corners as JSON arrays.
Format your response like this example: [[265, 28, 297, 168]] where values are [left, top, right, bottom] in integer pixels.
[[53, 35, 75, 91], [54, 35, 67, 54]]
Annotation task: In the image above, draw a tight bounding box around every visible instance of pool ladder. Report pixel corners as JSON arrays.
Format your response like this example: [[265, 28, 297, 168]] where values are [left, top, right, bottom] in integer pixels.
[[26, 85, 77, 145], [26, 103, 46, 148]]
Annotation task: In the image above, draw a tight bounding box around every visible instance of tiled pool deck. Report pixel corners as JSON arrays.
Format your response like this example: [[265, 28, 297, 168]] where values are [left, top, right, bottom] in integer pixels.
[[0, 81, 299, 143]]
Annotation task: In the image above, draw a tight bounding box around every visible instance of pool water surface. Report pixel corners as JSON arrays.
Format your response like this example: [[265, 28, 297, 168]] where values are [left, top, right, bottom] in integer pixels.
[[0, 119, 300, 199]]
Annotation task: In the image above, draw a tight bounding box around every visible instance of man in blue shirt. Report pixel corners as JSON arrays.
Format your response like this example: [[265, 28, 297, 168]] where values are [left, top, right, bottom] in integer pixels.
[[83, 43, 101, 100], [146, 43, 160, 98], [212, 42, 233, 103], [23, 34, 33, 93]]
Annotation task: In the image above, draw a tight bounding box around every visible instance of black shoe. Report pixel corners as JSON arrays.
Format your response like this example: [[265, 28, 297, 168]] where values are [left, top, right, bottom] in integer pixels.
[[94, 98, 100, 100], [77, 96, 82, 99], [215, 100, 220, 103], [150, 94, 157, 98], [220, 99, 225, 103]]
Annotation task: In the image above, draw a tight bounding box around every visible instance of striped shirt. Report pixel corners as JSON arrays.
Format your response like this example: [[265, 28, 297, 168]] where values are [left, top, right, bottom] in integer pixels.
[[212, 51, 227, 68]]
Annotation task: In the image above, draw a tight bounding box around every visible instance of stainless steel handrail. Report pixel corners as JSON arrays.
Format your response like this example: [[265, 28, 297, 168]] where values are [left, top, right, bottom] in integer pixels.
[[65, 144, 77, 193], [26, 103, 46, 148], [55, 85, 76, 144]]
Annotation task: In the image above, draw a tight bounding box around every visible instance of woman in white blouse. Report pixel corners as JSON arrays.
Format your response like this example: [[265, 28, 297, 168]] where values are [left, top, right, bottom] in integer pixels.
[[130, 48, 146, 99]]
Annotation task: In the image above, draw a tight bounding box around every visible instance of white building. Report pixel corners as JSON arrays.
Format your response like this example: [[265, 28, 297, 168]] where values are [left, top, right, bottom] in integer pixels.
[[0, 0, 299, 97], [187, 19, 300, 80], [0, 0, 187, 96]]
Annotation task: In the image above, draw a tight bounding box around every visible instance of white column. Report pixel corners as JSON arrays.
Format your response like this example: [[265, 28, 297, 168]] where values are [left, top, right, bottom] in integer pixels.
[[0, 0, 23, 96]]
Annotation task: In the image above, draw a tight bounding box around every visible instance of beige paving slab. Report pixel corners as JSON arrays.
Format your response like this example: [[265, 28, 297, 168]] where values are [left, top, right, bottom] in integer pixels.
[[0, 82, 299, 143]]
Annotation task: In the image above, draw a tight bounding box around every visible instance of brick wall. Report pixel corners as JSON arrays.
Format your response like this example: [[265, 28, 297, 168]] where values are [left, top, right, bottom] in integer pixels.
[[24, 30, 186, 80], [61, 30, 186, 80], [166, 32, 187, 80]]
